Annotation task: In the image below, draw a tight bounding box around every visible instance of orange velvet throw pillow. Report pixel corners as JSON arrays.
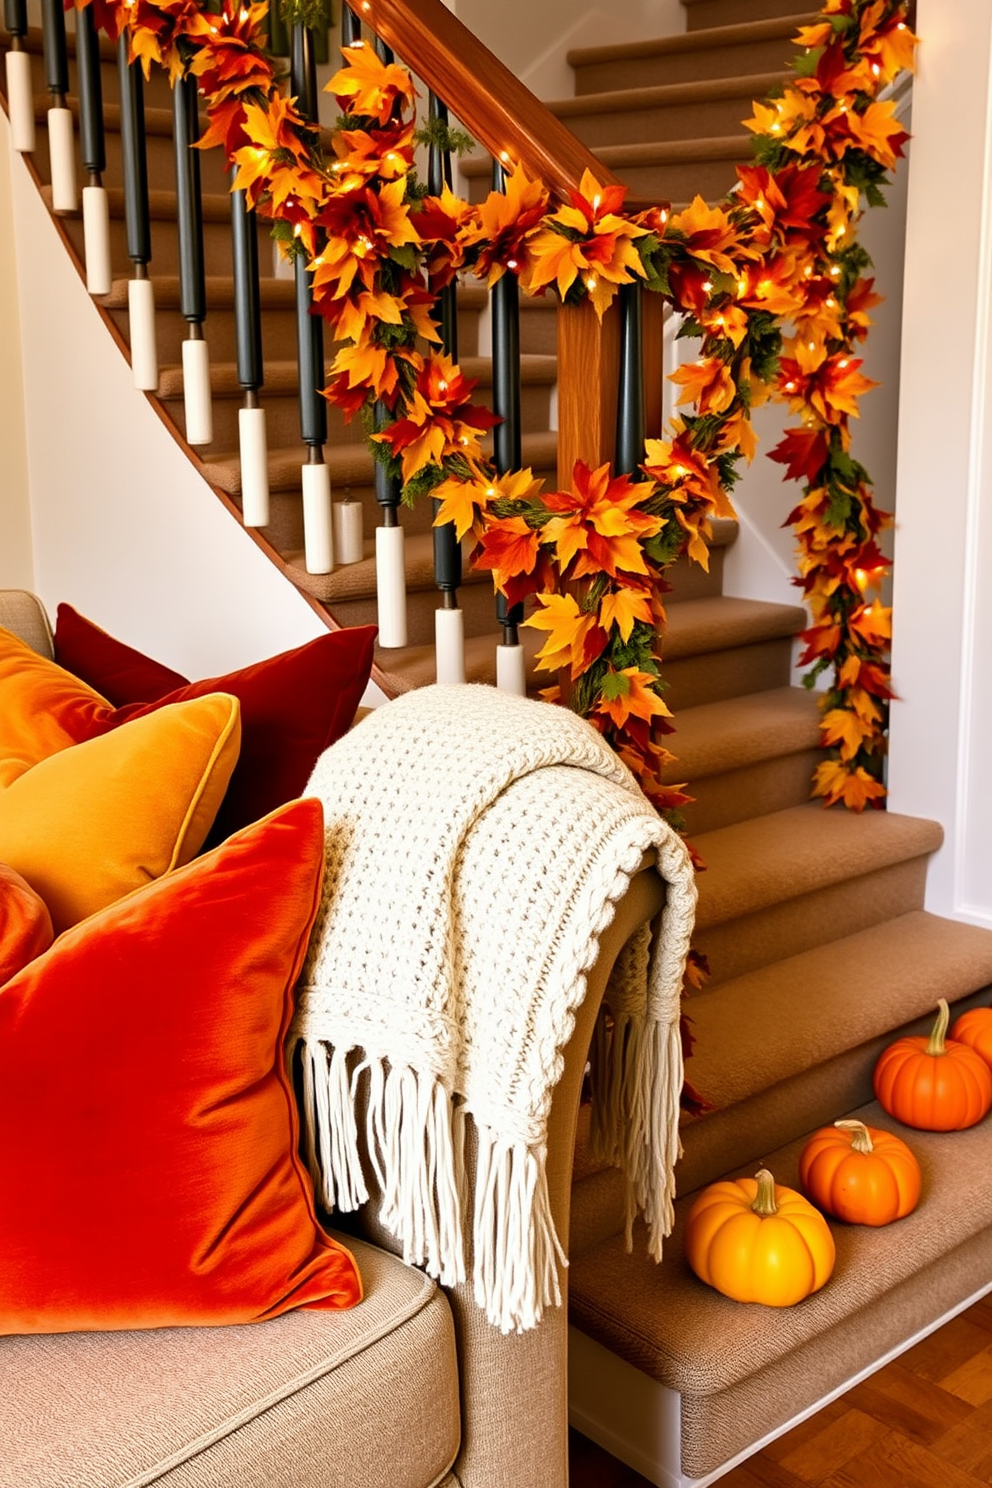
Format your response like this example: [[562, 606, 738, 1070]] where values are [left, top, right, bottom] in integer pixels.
[[0, 864, 53, 986], [0, 798, 362, 1334]]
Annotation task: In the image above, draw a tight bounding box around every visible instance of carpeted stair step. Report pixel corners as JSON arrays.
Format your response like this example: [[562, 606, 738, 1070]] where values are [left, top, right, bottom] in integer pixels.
[[692, 803, 944, 987], [547, 70, 789, 151], [30, 94, 233, 195], [370, 590, 804, 700], [569, 1095, 992, 1479], [157, 352, 559, 454], [41, 184, 262, 279], [661, 686, 822, 835], [566, 13, 817, 95], [1, 27, 173, 108], [100, 276, 298, 364], [460, 133, 750, 207]]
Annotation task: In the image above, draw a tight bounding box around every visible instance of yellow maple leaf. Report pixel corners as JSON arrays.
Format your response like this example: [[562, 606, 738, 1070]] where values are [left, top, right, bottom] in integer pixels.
[[521, 592, 605, 679], [432, 475, 490, 543], [599, 588, 653, 643], [820, 707, 872, 762], [813, 760, 886, 811]]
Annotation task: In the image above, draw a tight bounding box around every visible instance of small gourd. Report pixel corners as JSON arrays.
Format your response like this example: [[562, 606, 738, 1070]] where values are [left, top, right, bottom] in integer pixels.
[[873, 998, 992, 1131], [950, 1006, 992, 1071], [684, 1168, 835, 1307], [798, 1120, 921, 1226]]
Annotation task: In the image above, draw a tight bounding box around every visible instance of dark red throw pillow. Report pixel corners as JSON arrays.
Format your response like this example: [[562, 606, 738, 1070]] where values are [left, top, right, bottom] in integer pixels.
[[0, 798, 363, 1335], [53, 605, 377, 840], [54, 603, 189, 705]]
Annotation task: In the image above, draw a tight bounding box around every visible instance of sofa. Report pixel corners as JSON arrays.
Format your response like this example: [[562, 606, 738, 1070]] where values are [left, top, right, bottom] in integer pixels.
[[0, 587, 670, 1488]]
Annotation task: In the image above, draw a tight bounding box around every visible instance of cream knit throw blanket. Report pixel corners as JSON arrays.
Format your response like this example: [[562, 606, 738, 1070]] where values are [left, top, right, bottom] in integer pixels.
[[290, 684, 696, 1333]]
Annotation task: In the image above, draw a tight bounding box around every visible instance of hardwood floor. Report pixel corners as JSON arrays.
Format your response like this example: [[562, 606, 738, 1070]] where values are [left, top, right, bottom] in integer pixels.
[[569, 1297, 992, 1487]]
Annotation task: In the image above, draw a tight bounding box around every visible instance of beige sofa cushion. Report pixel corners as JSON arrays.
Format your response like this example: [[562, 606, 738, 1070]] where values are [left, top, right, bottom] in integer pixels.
[[0, 1237, 460, 1488]]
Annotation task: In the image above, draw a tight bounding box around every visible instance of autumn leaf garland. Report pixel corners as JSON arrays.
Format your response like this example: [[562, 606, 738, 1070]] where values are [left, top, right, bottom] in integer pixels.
[[74, 0, 915, 821]]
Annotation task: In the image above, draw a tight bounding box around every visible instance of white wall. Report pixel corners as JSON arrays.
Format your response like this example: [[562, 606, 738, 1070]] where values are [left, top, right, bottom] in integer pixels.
[[450, 0, 684, 100], [0, 112, 35, 589], [7, 123, 331, 679], [887, 0, 992, 926]]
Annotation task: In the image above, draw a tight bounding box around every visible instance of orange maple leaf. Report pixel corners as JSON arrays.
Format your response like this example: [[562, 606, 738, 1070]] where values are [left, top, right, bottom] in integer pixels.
[[594, 668, 672, 729], [521, 592, 607, 678], [599, 587, 654, 643], [813, 760, 886, 811], [328, 41, 416, 126]]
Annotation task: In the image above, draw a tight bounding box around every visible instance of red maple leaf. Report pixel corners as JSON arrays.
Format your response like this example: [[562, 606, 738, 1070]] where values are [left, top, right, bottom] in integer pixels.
[[768, 427, 829, 485]]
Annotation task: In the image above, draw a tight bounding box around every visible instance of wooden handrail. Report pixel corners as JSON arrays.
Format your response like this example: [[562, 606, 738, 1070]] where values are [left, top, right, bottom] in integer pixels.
[[353, 0, 624, 201]]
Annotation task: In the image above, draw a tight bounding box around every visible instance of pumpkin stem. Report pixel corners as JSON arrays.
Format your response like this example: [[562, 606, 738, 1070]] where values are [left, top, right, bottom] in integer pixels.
[[926, 998, 951, 1057], [834, 1119, 874, 1153], [751, 1168, 779, 1217]]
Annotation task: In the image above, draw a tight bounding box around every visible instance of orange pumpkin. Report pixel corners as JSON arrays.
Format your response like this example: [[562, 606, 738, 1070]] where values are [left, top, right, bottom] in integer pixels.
[[798, 1119, 921, 1226], [684, 1168, 835, 1307], [873, 998, 992, 1131], [950, 1006, 992, 1071]]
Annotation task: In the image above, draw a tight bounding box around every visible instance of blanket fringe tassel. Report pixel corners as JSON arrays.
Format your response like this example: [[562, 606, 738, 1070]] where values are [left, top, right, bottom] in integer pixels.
[[296, 1039, 571, 1331]]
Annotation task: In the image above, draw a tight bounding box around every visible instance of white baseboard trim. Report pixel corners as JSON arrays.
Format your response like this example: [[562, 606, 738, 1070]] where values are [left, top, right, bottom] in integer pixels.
[[568, 1277, 992, 1487]]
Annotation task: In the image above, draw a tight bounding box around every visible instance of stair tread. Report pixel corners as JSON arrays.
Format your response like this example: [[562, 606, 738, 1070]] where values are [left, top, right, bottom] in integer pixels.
[[686, 910, 992, 1110], [101, 275, 298, 311], [661, 594, 806, 660], [567, 11, 817, 66], [548, 68, 790, 119], [375, 625, 545, 695], [41, 183, 233, 222], [34, 94, 175, 135], [280, 531, 493, 603], [659, 686, 821, 784], [157, 353, 558, 399], [570, 1096, 992, 1396], [200, 430, 560, 495], [461, 133, 748, 178], [693, 803, 944, 931]]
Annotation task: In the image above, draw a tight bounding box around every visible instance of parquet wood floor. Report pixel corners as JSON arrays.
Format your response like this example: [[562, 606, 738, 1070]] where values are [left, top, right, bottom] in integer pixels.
[[569, 1297, 992, 1487]]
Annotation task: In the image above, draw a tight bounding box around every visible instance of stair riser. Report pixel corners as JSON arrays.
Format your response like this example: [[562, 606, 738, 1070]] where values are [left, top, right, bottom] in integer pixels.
[[680, 1231, 991, 1477], [6, 37, 174, 111], [161, 375, 554, 454], [561, 92, 777, 150], [29, 115, 233, 199], [104, 304, 299, 366], [57, 208, 268, 282], [324, 577, 505, 650], [674, 983, 992, 1199], [695, 854, 931, 987], [680, 746, 821, 836], [572, 35, 802, 94], [683, 0, 809, 31], [661, 635, 793, 712], [611, 156, 744, 204]]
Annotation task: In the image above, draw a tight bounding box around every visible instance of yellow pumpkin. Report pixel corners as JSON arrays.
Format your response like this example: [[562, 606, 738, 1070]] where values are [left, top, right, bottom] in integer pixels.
[[684, 1168, 835, 1307]]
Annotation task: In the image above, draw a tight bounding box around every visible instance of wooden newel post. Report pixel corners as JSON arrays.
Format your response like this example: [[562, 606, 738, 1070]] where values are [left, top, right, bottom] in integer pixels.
[[555, 298, 621, 487]]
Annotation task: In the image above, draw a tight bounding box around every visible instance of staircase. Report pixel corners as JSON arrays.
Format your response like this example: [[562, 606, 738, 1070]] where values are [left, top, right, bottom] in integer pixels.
[[5, 2, 992, 1486]]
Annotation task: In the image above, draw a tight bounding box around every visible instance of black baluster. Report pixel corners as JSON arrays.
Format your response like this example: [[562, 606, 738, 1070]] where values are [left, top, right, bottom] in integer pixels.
[[341, 3, 362, 48], [291, 23, 333, 572], [5, 0, 34, 154], [231, 180, 269, 526], [118, 30, 157, 389], [174, 73, 212, 446], [77, 2, 111, 293], [616, 282, 645, 477], [40, 0, 76, 209], [490, 159, 526, 693], [427, 92, 464, 678]]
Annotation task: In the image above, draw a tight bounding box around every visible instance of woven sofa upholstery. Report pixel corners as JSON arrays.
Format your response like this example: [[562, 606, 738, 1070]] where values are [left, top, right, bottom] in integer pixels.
[[0, 588, 670, 1488]]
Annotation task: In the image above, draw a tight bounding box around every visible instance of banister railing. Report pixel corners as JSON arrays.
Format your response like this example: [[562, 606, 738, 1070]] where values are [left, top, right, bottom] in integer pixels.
[[5, 0, 659, 695]]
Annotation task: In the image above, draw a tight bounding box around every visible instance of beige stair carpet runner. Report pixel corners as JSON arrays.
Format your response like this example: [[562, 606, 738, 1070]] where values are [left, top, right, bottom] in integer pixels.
[[290, 684, 696, 1333]]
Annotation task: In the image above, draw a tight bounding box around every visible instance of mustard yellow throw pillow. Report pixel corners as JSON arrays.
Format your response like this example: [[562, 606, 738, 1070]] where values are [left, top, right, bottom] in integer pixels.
[[0, 694, 241, 934]]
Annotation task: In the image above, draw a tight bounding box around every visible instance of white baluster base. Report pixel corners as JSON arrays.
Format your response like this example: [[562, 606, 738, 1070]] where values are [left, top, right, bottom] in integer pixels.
[[128, 277, 159, 391], [238, 406, 270, 528], [302, 462, 334, 574], [48, 106, 78, 214], [375, 525, 408, 649], [181, 338, 213, 447], [6, 51, 35, 154], [82, 186, 112, 296], [435, 607, 465, 684], [496, 643, 527, 696], [333, 500, 365, 565]]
